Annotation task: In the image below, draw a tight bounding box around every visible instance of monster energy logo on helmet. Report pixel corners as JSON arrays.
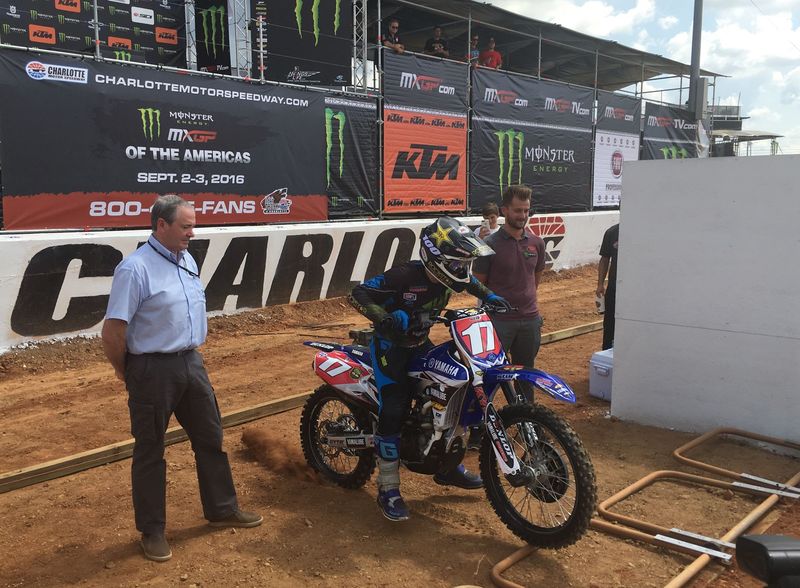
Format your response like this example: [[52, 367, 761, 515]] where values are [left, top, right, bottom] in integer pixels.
[[660, 145, 689, 159], [324, 107, 345, 187], [495, 129, 524, 193], [294, 0, 341, 46], [138, 107, 161, 140], [199, 5, 226, 58]]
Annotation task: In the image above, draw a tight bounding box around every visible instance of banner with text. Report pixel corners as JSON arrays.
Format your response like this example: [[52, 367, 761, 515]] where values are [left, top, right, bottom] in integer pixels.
[[593, 91, 641, 207], [194, 0, 231, 74], [0, 49, 381, 229], [251, 0, 352, 85], [642, 102, 698, 160], [382, 51, 468, 213], [470, 69, 593, 212], [0, 0, 186, 66]]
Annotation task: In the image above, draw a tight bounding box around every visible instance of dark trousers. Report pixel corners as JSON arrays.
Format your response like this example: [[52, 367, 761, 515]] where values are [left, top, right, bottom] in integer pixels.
[[125, 350, 238, 534], [493, 315, 544, 402], [602, 288, 616, 350]]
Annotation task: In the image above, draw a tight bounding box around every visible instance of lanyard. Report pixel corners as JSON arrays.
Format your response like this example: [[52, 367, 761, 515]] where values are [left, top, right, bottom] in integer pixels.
[[147, 241, 200, 278]]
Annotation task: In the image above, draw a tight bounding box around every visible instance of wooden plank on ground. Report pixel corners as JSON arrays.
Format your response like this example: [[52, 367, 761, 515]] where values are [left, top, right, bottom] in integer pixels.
[[0, 391, 310, 494], [541, 321, 603, 345]]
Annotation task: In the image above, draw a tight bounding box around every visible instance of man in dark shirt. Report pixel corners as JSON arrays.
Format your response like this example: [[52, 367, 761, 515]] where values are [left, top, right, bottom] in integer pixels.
[[424, 25, 449, 58], [473, 185, 546, 402], [349, 217, 510, 521], [597, 223, 619, 350], [381, 18, 404, 54]]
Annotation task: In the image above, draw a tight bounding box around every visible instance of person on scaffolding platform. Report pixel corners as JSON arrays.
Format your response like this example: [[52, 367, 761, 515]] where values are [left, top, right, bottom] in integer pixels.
[[349, 217, 512, 521]]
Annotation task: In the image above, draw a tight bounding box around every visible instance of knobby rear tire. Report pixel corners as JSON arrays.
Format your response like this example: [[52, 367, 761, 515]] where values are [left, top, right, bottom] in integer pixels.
[[300, 385, 375, 489]]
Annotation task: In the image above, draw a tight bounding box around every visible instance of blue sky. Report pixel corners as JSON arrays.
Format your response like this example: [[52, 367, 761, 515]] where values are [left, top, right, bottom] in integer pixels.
[[485, 0, 800, 155]]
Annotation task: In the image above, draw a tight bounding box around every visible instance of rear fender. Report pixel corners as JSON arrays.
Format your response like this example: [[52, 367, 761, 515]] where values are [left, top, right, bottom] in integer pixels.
[[484, 366, 576, 404]]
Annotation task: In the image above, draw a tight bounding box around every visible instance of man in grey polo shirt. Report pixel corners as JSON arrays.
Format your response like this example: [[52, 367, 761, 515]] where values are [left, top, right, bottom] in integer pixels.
[[473, 184, 546, 402], [101, 195, 261, 563]]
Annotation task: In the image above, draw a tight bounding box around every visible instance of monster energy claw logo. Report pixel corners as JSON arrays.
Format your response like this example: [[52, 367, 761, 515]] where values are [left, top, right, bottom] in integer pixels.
[[660, 146, 689, 159], [84, 35, 93, 47], [324, 107, 345, 187], [108, 5, 115, 15], [294, 0, 341, 46], [138, 107, 161, 140], [199, 5, 226, 58], [58, 32, 65, 42], [2, 24, 10, 34], [30, 9, 38, 19], [115, 50, 131, 61], [58, 14, 64, 23], [495, 129, 524, 193]]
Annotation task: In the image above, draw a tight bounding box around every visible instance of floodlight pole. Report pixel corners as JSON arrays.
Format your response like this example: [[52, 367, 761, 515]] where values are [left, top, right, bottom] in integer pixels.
[[687, 0, 703, 119]]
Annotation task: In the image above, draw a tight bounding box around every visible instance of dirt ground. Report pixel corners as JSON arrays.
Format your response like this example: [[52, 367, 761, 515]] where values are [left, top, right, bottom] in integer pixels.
[[1, 264, 798, 588]]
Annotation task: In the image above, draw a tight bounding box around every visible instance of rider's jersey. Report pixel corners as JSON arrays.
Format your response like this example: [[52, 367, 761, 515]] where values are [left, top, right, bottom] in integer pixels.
[[349, 261, 491, 347]]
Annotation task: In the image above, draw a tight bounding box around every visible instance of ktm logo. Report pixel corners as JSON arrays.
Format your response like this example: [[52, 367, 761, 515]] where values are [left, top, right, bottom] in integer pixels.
[[56, 0, 80, 12], [155, 26, 177, 44], [29, 25, 56, 44], [392, 144, 459, 180], [108, 35, 131, 49]]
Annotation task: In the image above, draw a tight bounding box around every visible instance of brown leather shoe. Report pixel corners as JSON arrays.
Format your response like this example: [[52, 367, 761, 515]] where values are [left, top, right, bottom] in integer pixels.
[[208, 510, 263, 528], [140, 533, 172, 562]]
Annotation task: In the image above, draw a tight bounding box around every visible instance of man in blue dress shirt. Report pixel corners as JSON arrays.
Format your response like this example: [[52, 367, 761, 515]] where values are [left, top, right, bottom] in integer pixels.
[[101, 194, 262, 562]]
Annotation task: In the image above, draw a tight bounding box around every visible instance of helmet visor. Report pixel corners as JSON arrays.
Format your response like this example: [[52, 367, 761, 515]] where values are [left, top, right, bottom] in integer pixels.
[[445, 257, 473, 278]]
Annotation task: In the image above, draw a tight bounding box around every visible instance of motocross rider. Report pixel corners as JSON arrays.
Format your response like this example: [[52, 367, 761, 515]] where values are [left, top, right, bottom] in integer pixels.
[[349, 217, 511, 521]]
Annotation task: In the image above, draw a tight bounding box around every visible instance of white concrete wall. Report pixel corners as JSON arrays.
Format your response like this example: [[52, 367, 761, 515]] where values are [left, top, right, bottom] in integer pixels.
[[612, 155, 800, 442], [0, 211, 618, 352]]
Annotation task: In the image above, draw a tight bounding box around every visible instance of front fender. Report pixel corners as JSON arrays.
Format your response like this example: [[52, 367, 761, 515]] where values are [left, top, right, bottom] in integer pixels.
[[484, 366, 576, 404]]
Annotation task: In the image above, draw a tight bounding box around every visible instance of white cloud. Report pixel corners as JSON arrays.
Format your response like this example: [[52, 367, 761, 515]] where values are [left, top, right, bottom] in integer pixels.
[[487, 0, 656, 38], [747, 106, 779, 121], [659, 15, 678, 30]]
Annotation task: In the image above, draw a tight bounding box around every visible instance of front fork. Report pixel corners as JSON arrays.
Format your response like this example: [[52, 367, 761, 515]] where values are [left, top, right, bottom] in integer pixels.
[[474, 384, 537, 486]]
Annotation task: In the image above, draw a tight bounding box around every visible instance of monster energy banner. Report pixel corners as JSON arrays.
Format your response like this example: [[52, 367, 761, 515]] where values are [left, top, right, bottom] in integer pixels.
[[323, 96, 378, 217], [382, 51, 468, 113], [251, 0, 352, 85], [194, 0, 230, 74], [470, 70, 593, 212], [642, 102, 698, 160], [0, 0, 186, 67], [0, 48, 381, 229]]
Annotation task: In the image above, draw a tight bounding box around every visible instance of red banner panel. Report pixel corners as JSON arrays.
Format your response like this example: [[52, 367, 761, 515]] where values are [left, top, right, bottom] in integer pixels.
[[383, 107, 467, 213]]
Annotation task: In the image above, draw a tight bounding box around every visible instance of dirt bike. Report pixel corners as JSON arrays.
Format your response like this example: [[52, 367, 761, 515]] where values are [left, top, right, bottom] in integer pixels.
[[299, 305, 597, 547]]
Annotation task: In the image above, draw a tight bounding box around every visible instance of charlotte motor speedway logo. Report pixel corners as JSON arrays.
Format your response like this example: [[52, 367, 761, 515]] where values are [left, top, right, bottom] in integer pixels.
[[25, 60, 88, 83], [261, 187, 293, 214], [198, 5, 225, 58], [293, 0, 341, 45], [528, 215, 566, 269]]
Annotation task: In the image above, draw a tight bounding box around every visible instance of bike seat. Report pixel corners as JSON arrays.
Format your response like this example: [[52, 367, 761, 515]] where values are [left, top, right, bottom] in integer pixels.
[[343, 344, 371, 365]]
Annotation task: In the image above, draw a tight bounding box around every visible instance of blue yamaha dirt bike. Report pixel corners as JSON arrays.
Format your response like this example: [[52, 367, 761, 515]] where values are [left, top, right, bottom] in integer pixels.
[[300, 306, 597, 547]]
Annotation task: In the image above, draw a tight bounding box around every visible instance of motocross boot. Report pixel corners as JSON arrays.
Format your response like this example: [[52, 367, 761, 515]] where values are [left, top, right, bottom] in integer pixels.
[[375, 435, 409, 521], [433, 464, 483, 490]]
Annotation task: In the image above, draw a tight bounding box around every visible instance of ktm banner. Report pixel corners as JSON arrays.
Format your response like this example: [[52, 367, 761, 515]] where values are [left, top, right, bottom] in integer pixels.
[[251, 0, 352, 85], [0, 0, 186, 66], [383, 107, 467, 213], [0, 49, 373, 229], [642, 102, 698, 160]]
